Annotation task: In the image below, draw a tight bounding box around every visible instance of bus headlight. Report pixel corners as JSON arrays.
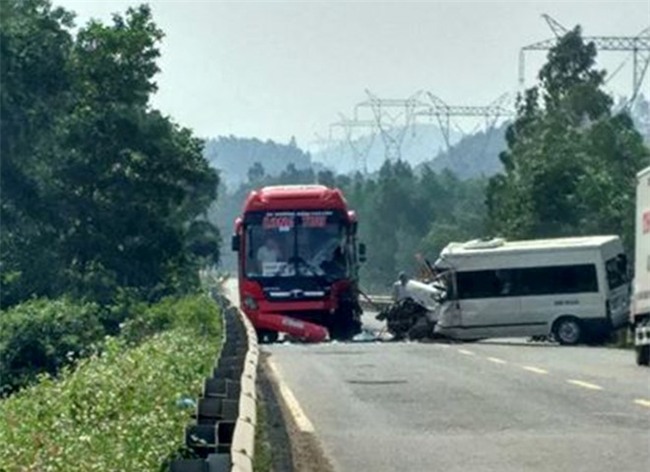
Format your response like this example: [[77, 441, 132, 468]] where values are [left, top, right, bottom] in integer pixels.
[[243, 295, 258, 311]]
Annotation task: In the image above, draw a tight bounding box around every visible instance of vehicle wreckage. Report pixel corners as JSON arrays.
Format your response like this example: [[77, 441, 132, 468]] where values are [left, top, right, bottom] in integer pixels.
[[378, 236, 630, 345]]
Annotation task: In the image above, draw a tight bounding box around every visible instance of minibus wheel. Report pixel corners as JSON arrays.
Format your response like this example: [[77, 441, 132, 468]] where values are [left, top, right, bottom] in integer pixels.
[[553, 317, 582, 345]]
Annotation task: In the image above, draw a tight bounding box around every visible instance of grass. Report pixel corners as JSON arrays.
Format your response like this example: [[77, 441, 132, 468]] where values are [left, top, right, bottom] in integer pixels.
[[253, 401, 273, 472], [0, 322, 220, 470]]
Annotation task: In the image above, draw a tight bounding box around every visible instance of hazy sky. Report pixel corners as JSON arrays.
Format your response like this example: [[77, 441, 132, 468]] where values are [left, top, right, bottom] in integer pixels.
[[56, 1, 649, 149]]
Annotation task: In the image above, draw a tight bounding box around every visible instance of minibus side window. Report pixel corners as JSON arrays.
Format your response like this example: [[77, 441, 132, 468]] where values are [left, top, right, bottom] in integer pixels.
[[456, 270, 516, 299], [516, 265, 598, 295], [456, 265, 599, 299]]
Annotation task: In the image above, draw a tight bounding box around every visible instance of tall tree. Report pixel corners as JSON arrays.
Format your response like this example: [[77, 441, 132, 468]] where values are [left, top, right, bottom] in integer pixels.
[[487, 27, 650, 251], [1, 0, 75, 304], [1, 2, 220, 307]]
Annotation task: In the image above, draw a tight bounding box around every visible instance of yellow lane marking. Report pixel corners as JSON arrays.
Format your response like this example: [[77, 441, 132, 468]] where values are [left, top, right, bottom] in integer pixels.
[[633, 399, 650, 408], [487, 357, 507, 364], [458, 349, 475, 356], [266, 359, 315, 432], [567, 379, 603, 391], [522, 366, 549, 374]]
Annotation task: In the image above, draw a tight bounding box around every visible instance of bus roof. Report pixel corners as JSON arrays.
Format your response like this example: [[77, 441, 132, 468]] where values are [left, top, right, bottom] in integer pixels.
[[242, 185, 351, 213], [441, 235, 621, 259]]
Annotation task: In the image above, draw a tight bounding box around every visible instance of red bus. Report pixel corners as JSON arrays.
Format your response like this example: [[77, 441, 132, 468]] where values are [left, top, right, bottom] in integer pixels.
[[231, 185, 366, 342]]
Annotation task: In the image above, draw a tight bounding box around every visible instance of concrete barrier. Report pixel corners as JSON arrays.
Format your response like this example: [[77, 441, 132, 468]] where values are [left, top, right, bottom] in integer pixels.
[[170, 279, 258, 472]]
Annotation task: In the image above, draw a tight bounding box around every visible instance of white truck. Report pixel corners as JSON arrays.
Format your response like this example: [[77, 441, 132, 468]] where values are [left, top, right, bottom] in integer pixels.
[[632, 166, 650, 366]]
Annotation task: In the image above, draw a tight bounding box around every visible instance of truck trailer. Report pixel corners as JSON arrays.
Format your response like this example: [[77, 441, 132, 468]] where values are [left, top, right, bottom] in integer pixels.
[[632, 166, 650, 366]]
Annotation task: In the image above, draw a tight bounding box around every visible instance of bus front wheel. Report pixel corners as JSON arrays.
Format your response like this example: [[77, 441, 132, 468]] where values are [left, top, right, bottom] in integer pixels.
[[256, 329, 279, 344]]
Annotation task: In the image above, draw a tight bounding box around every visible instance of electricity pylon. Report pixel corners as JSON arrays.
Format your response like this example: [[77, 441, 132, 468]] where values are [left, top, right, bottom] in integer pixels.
[[354, 89, 426, 161], [329, 114, 377, 174], [519, 14, 650, 106], [415, 93, 514, 151]]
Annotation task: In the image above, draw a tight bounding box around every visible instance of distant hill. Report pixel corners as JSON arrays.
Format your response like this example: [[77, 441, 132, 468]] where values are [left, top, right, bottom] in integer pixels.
[[204, 135, 312, 189], [312, 122, 506, 179], [418, 123, 508, 179], [204, 122, 508, 194], [311, 123, 461, 174]]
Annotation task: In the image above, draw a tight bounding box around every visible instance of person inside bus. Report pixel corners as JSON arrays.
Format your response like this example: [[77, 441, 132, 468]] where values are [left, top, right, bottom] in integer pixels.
[[256, 237, 280, 264], [321, 245, 346, 277]]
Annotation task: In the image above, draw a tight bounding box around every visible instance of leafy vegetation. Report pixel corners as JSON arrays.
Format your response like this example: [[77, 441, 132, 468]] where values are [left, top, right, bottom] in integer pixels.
[[1, 0, 220, 309], [0, 2, 225, 469], [0, 298, 104, 394], [120, 293, 222, 344], [0, 293, 219, 394], [486, 27, 650, 251], [0, 328, 219, 471]]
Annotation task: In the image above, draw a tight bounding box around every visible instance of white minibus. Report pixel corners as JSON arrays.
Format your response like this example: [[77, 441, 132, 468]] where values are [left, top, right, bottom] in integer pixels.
[[432, 236, 630, 345]]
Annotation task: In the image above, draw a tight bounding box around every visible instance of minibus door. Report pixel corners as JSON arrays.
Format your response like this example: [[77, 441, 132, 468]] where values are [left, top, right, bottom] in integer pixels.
[[455, 269, 523, 339]]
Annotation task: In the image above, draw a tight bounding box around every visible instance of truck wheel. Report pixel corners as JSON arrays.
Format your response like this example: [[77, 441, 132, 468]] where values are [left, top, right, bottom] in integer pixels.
[[256, 329, 278, 344], [330, 318, 361, 341], [636, 345, 650, 366], [553, 317, 582, 345]]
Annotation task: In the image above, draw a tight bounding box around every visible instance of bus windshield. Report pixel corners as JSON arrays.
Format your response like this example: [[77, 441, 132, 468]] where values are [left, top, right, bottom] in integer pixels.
[[244, 210, 349, 280]]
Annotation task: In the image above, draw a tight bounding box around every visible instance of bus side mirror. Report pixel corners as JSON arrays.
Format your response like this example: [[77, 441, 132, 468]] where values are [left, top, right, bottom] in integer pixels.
[[358, 242, 367, 263], [231, 235, 240, 252]]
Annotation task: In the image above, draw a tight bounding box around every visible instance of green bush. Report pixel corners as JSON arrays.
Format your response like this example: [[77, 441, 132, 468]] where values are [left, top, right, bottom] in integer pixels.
[[0, 298, 105, 394], [121, 293, 220, 344], [0, 328, 220, 471], [0, 294, 220, 395], [100, 287, 149, 336]]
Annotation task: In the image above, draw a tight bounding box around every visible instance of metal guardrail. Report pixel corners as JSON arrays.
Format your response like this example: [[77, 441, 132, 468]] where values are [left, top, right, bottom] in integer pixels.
[[359, 294, 393, 311], [170, 291, 258, 472], [169, 287, 389, 470]]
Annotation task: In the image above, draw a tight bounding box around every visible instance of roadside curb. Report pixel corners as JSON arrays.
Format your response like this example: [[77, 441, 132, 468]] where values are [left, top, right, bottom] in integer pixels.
[[170, 287, 258, 472]]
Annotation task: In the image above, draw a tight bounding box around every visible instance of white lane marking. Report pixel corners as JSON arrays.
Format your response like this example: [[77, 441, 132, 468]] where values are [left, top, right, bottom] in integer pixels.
[[486, 357, 507, 364], [567, 379, 603, 391], [458, 349, 475, 356], [522, 366, 549, 374], [633, 399, 650, 408], [266, 359, 315, 432]]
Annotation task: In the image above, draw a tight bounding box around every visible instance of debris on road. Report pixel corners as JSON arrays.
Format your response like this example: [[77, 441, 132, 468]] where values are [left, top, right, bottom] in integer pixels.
[[376, 298, 433, 341]]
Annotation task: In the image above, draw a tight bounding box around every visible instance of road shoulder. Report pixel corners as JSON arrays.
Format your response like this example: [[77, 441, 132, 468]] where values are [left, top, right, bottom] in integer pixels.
[[261, 352, 335, 472]]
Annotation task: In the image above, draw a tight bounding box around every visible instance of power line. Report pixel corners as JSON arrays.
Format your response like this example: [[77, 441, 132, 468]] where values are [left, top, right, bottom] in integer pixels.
[[519, 14, 650, 106], [414, 93, 514, 151], [354, 90, 426, 162], [329, 114, 377, 174]]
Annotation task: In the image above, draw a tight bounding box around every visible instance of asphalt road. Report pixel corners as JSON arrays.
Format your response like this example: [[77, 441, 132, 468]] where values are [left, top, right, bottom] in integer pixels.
[[222, 282, 650, 471], [265, 312, 650, 472]]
